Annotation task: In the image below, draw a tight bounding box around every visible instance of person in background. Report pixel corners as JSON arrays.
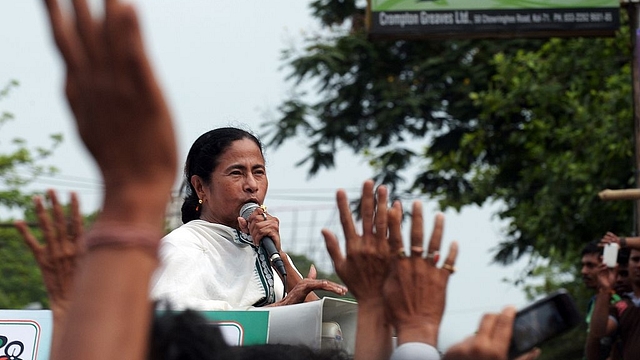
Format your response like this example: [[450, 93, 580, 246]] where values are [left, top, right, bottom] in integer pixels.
[[587, 248, 640, 360], [150, 127, 347, 310]]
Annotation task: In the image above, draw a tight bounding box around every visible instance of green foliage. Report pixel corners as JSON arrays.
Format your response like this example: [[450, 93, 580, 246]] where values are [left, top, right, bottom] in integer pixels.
[[0, 80, 68, 309], [0, 80, 63, 210], [266, 2, 634, 270], [0, 227, 48, 309], [441, 25, 634, 265]]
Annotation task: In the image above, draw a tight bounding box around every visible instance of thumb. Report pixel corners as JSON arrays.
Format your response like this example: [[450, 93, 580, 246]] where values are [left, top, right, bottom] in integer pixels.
[[237, 216, 249, 234], [307, 264, 317, 279]]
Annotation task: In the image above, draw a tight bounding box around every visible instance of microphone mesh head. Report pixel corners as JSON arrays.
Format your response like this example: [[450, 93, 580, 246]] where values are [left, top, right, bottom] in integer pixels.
[[240, 202, 260, 220]]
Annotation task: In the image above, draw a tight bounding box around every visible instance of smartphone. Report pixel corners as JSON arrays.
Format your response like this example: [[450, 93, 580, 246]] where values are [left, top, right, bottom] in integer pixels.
[[508, 289, 582, 359], [603, 243, 619, 268]]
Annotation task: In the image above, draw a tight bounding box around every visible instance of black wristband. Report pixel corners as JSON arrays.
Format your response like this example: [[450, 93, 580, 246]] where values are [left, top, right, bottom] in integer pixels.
[[620, 237, 627, 247]]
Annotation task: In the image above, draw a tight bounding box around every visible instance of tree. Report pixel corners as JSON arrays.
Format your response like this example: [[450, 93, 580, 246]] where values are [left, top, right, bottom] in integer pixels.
[[0, 80, 63, 309], [1, 80, 63, 209], [265, 0, 633, 267]]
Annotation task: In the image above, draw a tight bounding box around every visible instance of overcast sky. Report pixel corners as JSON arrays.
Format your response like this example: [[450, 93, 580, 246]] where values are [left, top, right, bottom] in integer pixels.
[[0, 0, 532, 349]]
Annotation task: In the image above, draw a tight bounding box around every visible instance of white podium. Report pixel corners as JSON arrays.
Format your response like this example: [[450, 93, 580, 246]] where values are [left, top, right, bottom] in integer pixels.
[[261, 297, 358, 354]]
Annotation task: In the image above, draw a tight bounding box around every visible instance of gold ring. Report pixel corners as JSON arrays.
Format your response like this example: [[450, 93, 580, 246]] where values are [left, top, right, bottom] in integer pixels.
[[410, 246, 423, 255], [397, 248, 406, 258], [442, 264, 456, 274]]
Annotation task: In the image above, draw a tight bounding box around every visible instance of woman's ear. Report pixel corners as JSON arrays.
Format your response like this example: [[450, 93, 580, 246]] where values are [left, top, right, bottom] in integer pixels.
[[190, 175, 207, 200]]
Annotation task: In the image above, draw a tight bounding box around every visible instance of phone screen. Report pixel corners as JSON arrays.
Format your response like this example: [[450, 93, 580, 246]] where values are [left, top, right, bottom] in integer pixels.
[[511, 301, 567, 353], [508, 289, 581, 359]]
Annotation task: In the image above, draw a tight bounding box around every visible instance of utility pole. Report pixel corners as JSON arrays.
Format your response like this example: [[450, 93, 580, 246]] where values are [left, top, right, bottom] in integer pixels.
[[600, 1, 640, 235], [628, 0, 640, 235]]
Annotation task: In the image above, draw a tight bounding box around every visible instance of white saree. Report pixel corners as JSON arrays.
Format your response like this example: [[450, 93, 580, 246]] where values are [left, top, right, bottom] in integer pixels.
[[150, 220, 285, 310]]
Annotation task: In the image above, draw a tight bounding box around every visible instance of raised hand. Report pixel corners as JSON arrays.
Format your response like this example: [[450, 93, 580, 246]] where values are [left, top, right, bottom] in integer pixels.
[[14, 190, 84, 355], [323, 179, 392, 301], [14, 190, 84, 318], [322, 180, 395, 360], [43, 0, 177, 220], [383, 202, 459, 347]]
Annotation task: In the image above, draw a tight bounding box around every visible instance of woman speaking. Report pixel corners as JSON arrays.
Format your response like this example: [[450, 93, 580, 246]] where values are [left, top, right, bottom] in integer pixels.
[[151, 127, 347, 310]]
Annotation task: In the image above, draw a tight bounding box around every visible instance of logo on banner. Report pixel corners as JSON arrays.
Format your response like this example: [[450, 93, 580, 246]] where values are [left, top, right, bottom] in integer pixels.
[[0, 320, 42, 360], [0, 335, 24, 360]]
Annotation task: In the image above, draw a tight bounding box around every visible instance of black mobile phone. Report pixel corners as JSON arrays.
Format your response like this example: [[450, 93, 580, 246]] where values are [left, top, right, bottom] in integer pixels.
[[508, 289, 582, 359]]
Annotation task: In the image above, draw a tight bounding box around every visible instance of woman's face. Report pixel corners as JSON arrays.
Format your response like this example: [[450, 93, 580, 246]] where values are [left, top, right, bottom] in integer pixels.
[[194, 138, 268, 228]]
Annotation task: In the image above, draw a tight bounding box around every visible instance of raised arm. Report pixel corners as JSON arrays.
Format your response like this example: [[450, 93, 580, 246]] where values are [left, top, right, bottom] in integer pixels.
[[41, 0, 177, 359], [585, 263, 618, 360], [322, 179, 394, 360], [601, 231, 640, 250]]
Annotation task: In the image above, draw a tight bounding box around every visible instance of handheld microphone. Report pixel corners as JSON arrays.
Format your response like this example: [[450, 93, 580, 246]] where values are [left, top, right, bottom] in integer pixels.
[[240, 203, 287, 279]]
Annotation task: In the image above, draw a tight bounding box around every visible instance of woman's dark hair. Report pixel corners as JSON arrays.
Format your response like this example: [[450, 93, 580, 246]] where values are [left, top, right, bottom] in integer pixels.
[[181, 127, 263, 223]]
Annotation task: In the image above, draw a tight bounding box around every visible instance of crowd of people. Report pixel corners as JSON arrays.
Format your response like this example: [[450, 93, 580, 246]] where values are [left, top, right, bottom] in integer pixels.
[[581, 232, 640, 360], [10, 0, 610, 359]]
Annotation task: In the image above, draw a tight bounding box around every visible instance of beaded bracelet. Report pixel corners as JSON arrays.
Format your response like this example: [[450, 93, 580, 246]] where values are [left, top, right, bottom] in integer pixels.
[[85, 222, 163, 255]]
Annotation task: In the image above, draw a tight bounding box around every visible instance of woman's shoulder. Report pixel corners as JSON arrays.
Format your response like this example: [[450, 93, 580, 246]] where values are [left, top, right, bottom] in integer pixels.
[[162, 220, 249, 249]]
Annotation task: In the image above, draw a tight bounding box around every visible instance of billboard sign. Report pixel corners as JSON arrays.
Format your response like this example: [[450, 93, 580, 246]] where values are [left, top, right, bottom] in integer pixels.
[[368, 0, 620, 39]]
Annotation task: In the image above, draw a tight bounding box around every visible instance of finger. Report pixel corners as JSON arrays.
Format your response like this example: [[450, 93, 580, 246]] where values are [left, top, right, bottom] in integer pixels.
[[105, 2, 151, 90], [33, 195, 56, 246], [300, 278, 348, 296], [43, 0, 82, 72], [321, 281, 348, 296], [335, 189, 357, 250], [322, 229, 345, 271], [388, 200, 404, 254], [490, 306, 516, 351], [374, 185, 389, 250], [307, 264, 317, 279], [49, 189, 68, 243], [360, 180, 375, 238], [14, 221, 44, 257], [71, 0, 100, 62], [237, 217, 249, 234], [520, 347, 541, 360], [476, 312, 499, 340], [426, 212, 444, 254], [409, 201, 424, 256], [444, 241, 458, 266], [69, 192, 84, 245], [442, 241, 459, 274]]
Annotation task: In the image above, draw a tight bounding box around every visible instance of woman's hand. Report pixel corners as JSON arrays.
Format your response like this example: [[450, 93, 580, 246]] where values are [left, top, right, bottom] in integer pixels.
[[322, 180, 391, 302], [272, 265, 347, 306], [238, 207, 282, 252], [383, 202, 459, 347]]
